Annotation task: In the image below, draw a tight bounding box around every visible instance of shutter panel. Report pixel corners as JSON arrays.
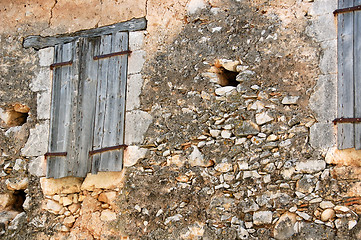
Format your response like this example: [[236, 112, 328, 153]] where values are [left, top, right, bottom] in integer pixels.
[[337, 0, 355, 149], [47, 41, 79, 178], [92, 31, 128, 173], [355, 0, 361, 149]]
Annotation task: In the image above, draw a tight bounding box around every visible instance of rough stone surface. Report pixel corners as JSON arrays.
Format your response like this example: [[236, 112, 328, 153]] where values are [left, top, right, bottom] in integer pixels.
[[81, 171, 126, 191], [40, 177, 82, 196]]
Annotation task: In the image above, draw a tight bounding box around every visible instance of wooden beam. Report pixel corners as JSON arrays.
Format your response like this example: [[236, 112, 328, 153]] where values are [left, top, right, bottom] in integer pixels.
[[23, 17, 147, 49]]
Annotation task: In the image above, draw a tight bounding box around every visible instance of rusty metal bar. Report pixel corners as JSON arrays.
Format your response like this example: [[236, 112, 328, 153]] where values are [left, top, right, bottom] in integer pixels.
[[93, 50, 132, 60], [334, 5, 361, 15], [333, 118, 361, 125], [89, 144, 128, 156], [44, 152, 67, 160], [50, 60, 73, 70]]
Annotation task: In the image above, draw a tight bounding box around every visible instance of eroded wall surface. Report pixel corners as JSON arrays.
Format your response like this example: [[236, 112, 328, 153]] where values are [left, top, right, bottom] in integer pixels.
[[1, 0, 361, 239]]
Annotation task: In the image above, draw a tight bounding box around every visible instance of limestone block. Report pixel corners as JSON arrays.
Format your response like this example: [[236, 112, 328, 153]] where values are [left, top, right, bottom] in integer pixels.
[[308, 0, 337, 17], [28, 156, 46, 177], [124, 110, 152, 145], [30, 67, 51, 92], [40, 177, 82, 195], [295, 160, 326, 173], [325, 147, 361, 167], [21, 121, 49, 157], [126, 74, 143, 110], [43, 199, 63, 214], [309, 74, 336, 122], [123, 145, 148, 167], [128, 50, 146, 74], [306, 13, 336, 42], [309, 123, 336, 150], [37, 91, 51, 120], [320, 40, 337, 75], [81, 170, 126, 191], [38, 47, 54, 67], [129, 31, 145, 51]]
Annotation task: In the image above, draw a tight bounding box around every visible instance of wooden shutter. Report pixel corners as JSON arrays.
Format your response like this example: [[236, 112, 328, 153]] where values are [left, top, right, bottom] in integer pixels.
[[47, 41, 79, 178], [337, 0, 361, 149], [91, 31, 128, 173]]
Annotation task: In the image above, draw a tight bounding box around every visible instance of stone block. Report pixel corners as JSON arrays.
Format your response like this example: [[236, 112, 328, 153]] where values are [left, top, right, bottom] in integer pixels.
[[124, 110, 152, 145], [325, 147, 361, 166], [295, 160, 326, 173], [123, 145, 148, 167], [253, 211, 272, 225], [21, 121, 49, 157], [81, 170, 126, 191], [306, 13, 336, 42], [37, 91, 51, 120], [28, 156, 46, 177], [40, 177, 82, 196], [320, 40, 337, 74], [308, 0, 337, 17], [128, 50, 146, 74], [126, 74, 143, 110], [30, 67, 51, 92], [129, 31, 145, 51], [309, 123, 336, 150], [38, 47, 54, 67], [309, 74, 336, 122]]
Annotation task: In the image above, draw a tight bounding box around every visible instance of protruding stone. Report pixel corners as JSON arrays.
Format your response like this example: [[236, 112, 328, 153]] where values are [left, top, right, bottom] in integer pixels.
[[274, 212, 297, 240], [253, 211, 272, 225], [321, 209, 335, 222], [81, 170, 126, 191], [256, 112, 274, 125], [215, 162, 233, 173]]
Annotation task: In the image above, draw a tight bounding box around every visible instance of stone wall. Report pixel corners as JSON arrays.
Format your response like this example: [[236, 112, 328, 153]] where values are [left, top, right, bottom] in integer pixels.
[[1, 0, 361, 239]]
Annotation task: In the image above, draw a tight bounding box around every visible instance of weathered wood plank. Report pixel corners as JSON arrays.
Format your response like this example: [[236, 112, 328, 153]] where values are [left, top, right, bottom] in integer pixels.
[[355, 0, 361, 149], [337, 0, 355, 149], [98, 31, 128, 171], [23, 17, 147, 49], [92, 34, 112, 174]]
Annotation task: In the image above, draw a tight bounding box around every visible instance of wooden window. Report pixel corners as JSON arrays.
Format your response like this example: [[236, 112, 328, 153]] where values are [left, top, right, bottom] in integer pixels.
[[23, 18, 147, 178], [336, 0, 361, 149]]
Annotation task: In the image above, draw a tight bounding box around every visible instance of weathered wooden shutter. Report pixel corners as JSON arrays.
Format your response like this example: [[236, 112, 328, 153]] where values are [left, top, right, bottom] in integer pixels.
[[336, 0, 361, 149], [91, 31, 128, 173], [47, 41, 79, 178]]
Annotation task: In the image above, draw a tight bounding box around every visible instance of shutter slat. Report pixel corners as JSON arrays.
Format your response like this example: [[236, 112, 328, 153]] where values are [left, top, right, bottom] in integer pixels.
[[355, 0, 361, 149], [98, 31, 128, 171], [47, 42, 77, 178], [337, 0, 355, 149], [92, 35, 112, 173]]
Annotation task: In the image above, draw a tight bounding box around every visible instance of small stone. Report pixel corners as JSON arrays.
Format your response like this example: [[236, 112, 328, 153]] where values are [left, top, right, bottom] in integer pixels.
[[219, 59, 239, 71], [282, 96, 299, 105], [240, 198, 259, 213], [176, 175, 190, 182], [349, 220, 357, 230], [43, 199, 63, 214], [6, 178, 28, 190], [0, 193, 16, 210], [135, 205, 141, 212], [256, 112, 274, 125], [296, 211, 312, 221], [253, 211, 272, 225], [215, 86, 236, 96], [100, 209, 117, 221], [165, 214, 182, 225], [163, 150, 171, 157], [236, 70, 256, 82], [238, 161, 249, 170], [267, 134, 279, 141], [234, 120, 260, 137], [188, 146, 213, 167], [334, 206, 350, 212], [274, 212, 297, 240], [156, 209, 163, 217], [63, 216, 76, 227], [320, 201, 335, 209], [68, 203, 81, 214], [237, 227, 249, 239], [98, 191, 117, 205], [221, 130, 232, 138], [321, 209, 335, 222], [236, 65, 249, 72], [61, 196, 73, 206], [210, 129, 221, 137], [215, 162, 233, 173]]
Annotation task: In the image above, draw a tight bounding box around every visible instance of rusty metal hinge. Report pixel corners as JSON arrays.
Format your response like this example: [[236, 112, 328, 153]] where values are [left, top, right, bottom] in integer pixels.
[[93, 50, 132, 60], [333, 118, 361, 125], [44, 152, 68, 160], [334, 5, 361, 15], [89, 144, 128, 156], [50, 61, 73, 70]]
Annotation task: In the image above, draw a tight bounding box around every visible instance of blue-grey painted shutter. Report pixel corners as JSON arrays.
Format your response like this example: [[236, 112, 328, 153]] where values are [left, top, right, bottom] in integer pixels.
[[91, 31, 128, 173], [337, 0, 361, 149], [47, 41, 79, 178]]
